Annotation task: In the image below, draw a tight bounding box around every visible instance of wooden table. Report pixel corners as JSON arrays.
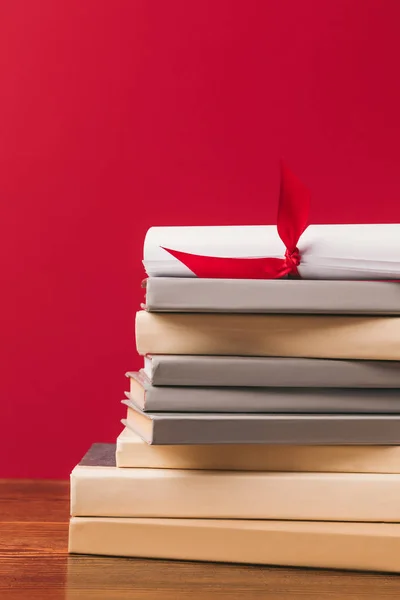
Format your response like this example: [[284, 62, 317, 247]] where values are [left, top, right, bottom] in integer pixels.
[[1, 480, 400, 599]]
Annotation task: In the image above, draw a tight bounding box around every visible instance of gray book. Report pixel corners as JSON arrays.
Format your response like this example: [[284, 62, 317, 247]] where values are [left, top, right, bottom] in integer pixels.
[[125, 371, 400, 413], [143, 278, 400, 314], [122, 399, 400, 445], [143, 355, 400, 388]]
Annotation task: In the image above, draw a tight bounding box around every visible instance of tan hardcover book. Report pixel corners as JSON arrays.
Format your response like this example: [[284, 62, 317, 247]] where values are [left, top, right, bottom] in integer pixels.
[[135, 310, 400, 360], [116, 427, 400, 473], [69, 517, 400, 573], [71, 444, 400, 521]]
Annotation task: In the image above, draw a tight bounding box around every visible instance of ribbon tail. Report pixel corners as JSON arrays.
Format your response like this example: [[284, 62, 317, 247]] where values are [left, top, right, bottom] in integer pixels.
[[278, 161, 310, 253], [159, 163, 310, 280], [162, 247, 290, 279]]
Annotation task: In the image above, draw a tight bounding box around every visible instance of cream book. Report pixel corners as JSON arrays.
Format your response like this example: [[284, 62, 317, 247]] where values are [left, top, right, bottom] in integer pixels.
[[69, 517, 400, 573], [135, 311, 400, 360], [71, 444, 400, 521], [116, 427, 400, 473]]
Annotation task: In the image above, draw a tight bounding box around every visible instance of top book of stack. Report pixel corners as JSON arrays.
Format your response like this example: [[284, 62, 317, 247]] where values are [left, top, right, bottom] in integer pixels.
[[141, 165, 400, 313], [142, 223, 400, 314]]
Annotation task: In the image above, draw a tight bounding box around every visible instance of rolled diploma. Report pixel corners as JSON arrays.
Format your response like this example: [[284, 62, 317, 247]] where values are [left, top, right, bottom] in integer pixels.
[[144, 224, 400, 279]]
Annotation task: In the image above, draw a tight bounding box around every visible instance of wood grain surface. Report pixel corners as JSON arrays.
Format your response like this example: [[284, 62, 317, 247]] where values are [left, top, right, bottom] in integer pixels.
[[1, 479, 400, 599]]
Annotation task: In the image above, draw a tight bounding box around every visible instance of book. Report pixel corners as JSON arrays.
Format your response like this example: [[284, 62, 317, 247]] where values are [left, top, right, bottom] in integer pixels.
[[116, 428, 400, 473], [122, 400, 400, 445], [143, 278, 400, 314], [143, 224, 400, 280], [69, 516, 400, 572], [143, 355, 400, 388], [71, 444, 400, 521], [125, 371, 400, 413], [135, 311, 400, 360]]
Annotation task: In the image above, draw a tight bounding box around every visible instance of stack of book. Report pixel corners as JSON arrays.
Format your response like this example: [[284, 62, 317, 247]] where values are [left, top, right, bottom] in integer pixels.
[[69, 218, 400, 572]]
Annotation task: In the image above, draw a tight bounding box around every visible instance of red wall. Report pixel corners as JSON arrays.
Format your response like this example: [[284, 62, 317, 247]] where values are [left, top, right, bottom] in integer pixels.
[[1, 1, 400, 478]]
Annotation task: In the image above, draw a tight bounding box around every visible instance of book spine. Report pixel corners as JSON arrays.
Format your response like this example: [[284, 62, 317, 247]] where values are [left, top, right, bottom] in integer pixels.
[[135, 311, 400, 360], [115, 432, 400, 473], [70, 467, 400, 521], [147, 356, 400, 388], [145, 278, 400, 314], [68, 517, 400, 572], [143, 413, 400, 445], [131, 386, 400, 413]]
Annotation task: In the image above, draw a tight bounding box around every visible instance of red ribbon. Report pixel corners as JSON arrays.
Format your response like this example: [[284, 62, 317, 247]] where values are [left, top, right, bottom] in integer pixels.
[[162, 162, 310, 279]]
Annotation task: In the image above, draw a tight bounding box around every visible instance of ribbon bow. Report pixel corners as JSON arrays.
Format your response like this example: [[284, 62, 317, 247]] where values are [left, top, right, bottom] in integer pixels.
[[161, 162, 310, 279]]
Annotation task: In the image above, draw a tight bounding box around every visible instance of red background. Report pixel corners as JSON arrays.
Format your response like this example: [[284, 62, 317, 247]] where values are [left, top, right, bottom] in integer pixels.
[[1, 0, 400, 478]]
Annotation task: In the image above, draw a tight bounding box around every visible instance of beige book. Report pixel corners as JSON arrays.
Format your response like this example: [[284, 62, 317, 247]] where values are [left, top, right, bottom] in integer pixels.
[[69, 517, 400, 573], [71, 444, 400, 521], [135, 310, 400, 360], [116, 427, 400, 473]]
